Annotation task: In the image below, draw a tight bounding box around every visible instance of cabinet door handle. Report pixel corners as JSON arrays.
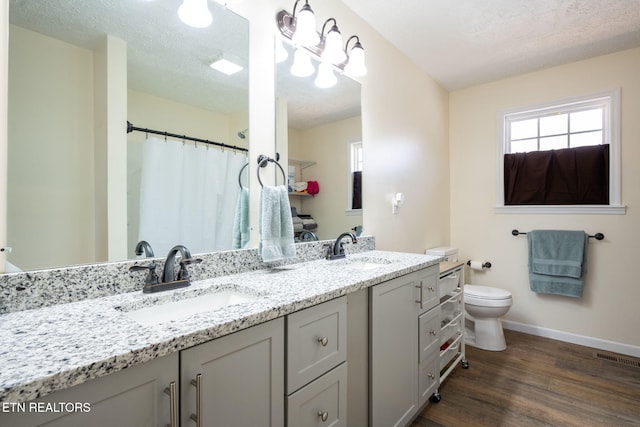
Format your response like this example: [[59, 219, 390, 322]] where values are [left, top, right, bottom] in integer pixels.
[[428, 373, 436, 380], [429, 330, 437, 336], [317, 336, 329, 346], [415, 284, 423, 304], [318, 411, 329, 422], [164, 381, 178, 427], [428, 286, 436, 292], [190, 374, 202, 427]]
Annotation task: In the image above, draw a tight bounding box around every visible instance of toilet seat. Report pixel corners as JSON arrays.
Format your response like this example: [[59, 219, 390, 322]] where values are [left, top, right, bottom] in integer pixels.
[[465, 285, 511, 299], [464, 285, 512, 308]]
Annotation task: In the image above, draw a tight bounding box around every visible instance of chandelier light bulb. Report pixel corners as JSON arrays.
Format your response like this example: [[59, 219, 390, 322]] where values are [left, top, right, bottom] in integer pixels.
[[290, 48, 315, 77], [315, 62, 337, 88], [321, 25, 346, 64], [292, 2, 320, 47]]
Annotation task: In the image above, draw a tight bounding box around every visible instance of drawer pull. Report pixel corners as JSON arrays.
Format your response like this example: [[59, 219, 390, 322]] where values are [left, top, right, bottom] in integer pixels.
[[429, 330, 437, 336], [317, 336, 329, 346], [190, 374, 202, 427], [428, 286, 436, 292], [318, 411, 329, 422], [164, 381, 178, 427], [428, 373, 436, 380]]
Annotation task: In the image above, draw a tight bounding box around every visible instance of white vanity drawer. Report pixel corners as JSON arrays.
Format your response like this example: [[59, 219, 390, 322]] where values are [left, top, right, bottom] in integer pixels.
[[419, 306, 441, 363], [418, 266, 439, 313], [419, 351, 439, 407], [287, 363, 347, 427], [287, 296, 347, 393]]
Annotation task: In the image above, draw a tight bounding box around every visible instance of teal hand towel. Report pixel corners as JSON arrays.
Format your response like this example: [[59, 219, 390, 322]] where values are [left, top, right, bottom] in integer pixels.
[[259, 185, 296, 262], [232, 187, 249, 249], [527, 230, 588, 298]]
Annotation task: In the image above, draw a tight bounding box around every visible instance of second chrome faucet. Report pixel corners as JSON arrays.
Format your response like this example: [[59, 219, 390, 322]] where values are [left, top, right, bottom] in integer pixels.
[[327, 232, 358, 260], [129, 244, 202, 293]]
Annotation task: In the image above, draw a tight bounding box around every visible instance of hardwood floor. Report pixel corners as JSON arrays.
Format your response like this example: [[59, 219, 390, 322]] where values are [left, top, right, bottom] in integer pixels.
[[411, 330, 640, 427]]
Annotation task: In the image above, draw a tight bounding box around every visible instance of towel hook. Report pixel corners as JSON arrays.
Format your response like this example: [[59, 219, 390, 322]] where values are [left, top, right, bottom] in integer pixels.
[[256, 155, 286, 188]]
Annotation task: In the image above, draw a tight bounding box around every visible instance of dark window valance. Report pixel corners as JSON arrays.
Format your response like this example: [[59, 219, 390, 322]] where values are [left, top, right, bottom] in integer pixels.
[[504, 144, 609, 205], [352, 171, 362, 209]]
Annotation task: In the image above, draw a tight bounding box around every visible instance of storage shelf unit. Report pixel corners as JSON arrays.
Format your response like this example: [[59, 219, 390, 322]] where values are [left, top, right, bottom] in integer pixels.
[[437, 263, 467, 387]]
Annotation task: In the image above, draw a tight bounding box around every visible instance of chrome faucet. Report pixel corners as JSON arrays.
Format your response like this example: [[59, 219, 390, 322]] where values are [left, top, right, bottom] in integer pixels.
[[162, 245, 202, 283], [298, 230, 319, 241], [129, 244, 201, 293], [327, 232, 358, 260], [134, 240, 155, 258]]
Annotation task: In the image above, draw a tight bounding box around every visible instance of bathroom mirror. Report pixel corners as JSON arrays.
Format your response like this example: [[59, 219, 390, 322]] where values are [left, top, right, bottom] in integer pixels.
[[7, 0, 249, 271], [275, 41, 363, 241]]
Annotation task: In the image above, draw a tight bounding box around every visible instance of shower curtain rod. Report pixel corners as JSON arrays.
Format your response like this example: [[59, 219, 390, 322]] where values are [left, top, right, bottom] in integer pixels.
[[126, 121, 248, 153]]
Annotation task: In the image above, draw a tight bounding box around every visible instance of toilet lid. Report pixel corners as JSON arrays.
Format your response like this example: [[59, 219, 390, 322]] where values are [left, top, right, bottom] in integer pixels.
[[465, 284, 512, 300]]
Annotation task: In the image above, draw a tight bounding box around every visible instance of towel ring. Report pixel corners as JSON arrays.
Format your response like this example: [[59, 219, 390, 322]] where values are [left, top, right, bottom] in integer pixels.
[[238, 162, 249, 189], [256, 155, 286, 188]]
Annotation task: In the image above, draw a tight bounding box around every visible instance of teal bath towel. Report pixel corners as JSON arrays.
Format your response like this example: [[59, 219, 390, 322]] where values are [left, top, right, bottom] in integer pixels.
[[259, 185, 296, 262], [527, 230, 588, 298], [232, 187, 249, 249]]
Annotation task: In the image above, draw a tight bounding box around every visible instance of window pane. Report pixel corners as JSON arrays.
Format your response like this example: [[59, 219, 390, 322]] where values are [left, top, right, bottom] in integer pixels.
[[511, 118, 537, 140], [540, 135, 568, 151], [540, 114, 567, 136], [570, 131, 602, 148], [511, 138, 538, 153], [570, 108, 603, 132]]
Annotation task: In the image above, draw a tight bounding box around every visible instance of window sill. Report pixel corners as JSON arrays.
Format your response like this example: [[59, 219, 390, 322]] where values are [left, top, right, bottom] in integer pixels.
[[494, 205, 626, 215], [345, 209, 363, 216]]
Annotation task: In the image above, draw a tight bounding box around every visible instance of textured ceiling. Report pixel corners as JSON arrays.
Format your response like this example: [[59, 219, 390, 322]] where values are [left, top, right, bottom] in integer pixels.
[[9, 0, 249, 116], [341, 0, 640, 90]]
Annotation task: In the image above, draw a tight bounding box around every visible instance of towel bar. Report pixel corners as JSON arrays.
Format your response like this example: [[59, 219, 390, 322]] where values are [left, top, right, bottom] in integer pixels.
[[511, 229, 604, 240], [257, 155, 287, 188]]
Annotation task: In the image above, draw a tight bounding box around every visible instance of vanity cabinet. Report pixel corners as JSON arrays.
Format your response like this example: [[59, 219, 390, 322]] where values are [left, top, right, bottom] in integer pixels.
[[286, 296, 348, 427], [0, 352, 179, 427], [369, 265, 440, 427], [181, 317, 285, 427]]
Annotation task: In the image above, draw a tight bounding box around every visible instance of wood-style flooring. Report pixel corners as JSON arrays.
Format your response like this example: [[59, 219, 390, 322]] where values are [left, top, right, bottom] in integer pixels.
[[411, 330, 640, 427]]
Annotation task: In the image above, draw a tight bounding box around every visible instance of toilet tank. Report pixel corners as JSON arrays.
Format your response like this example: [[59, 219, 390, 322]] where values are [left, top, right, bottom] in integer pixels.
[[425, 247, 458, 262]]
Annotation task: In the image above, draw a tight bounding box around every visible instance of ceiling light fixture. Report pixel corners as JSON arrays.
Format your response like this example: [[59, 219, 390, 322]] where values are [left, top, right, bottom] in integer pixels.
[[209, 54, 243, 75], [344, 35, 367, 77], [276, 9, 366, 76], [178, 0, 213, 28], [291, 0, 320, 47], [320, 18, 346, 65]]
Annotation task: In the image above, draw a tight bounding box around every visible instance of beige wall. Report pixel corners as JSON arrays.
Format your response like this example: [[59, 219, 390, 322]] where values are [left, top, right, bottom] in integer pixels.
[[8, 25, 96, 270], [450, 47, 640, 351], [288, 115, 363, 239]]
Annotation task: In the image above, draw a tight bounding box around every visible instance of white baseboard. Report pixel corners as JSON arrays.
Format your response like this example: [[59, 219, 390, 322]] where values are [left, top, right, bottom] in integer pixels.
[[502, 320, 640, 358]]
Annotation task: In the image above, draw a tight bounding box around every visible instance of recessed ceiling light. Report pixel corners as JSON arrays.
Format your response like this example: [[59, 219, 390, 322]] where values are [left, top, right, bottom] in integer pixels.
[[209, 55, 243, 75]]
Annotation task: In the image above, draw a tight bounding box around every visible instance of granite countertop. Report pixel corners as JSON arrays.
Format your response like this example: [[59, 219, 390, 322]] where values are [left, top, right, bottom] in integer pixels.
[[0, 250, 441, 403]]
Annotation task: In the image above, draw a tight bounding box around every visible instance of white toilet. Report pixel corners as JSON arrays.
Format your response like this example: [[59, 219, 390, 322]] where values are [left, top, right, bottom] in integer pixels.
[[464, 285, 513, 351]]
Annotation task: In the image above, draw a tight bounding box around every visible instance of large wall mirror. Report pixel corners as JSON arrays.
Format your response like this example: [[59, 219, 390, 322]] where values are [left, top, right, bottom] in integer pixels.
[[275, 41, 363, 241], [7, 0, 249, 272]]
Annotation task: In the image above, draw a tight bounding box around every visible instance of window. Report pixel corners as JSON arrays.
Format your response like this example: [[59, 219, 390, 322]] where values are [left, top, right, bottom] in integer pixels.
[[496, 89, 624, 214], [348, 141, 363, 211]]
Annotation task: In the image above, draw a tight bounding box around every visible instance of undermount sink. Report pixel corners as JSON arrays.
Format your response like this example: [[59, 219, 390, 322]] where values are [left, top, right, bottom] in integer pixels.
[[115, 285, 262, 326], [328, 256, 394, 271]]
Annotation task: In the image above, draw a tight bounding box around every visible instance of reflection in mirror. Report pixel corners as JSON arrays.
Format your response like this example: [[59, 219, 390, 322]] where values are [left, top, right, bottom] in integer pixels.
[[275, 40, 363, 241], [7, 0, 249, 272]]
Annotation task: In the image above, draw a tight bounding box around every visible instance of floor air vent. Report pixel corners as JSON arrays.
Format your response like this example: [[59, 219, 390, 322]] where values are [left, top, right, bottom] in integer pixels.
[[594, 351, 640, 368]]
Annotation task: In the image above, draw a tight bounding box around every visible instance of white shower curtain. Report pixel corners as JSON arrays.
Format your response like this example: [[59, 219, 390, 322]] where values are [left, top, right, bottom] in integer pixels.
[[137, 136, 247, 256]]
